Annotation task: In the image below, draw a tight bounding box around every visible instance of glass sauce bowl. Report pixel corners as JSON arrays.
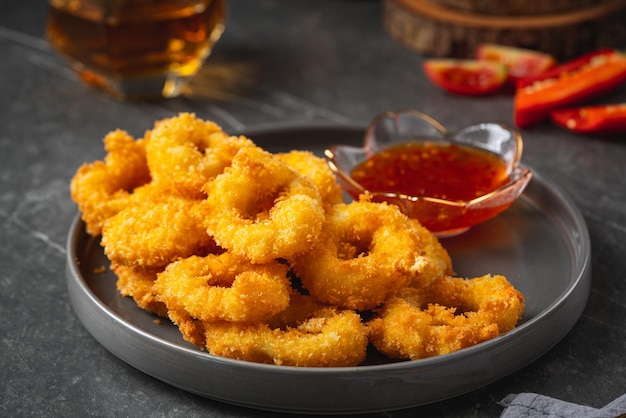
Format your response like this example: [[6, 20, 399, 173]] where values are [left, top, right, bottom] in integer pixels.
[[325, 110, 533, 237]]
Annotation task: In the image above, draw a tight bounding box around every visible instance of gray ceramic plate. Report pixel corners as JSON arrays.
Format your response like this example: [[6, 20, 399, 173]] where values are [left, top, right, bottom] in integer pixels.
[[66, 125, 591, 414]]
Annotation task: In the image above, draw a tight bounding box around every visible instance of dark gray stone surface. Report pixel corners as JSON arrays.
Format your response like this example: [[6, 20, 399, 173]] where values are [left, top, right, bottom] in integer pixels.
[[1, 1, 624, 416]]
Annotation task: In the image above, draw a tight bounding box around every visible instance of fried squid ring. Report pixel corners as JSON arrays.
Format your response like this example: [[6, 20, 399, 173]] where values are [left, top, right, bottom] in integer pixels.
[[165, 305, 209, 348], [154, 252, 292, 324], [101, 196, 217, 269], [70, 129, 151, 236], [146, 113, 254, 199], [277, 150, 345, 206], [368, 274, 525, 360], [202, 147, 325, 264], [203, 299, 369, 367], [419, 273, 525, 333], [111, 264, 168, 318], [291, 199, 430, 311], [407, 219, 454, 289]]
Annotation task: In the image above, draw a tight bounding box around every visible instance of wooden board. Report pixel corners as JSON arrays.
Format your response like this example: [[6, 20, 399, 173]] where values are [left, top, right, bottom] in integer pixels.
[[383, 0, 626, 59], [427, 0, 610, 16]]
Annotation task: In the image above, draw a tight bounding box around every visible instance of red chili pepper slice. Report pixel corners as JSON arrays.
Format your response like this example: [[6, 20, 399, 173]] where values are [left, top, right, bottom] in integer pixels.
[[514, 49, 626, 128], [550, 103, 626, 133], [476, 44, 556, 83], [516, 48, 616, 89], [423, 59, 507, 96]]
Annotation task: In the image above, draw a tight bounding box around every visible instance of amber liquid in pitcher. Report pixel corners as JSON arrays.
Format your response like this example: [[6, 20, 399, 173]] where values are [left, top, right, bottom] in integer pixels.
[[46, 0, 226, 97]]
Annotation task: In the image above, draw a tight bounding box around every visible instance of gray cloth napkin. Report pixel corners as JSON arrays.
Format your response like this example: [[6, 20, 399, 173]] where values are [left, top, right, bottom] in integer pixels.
[[500, 393, 626, 418]]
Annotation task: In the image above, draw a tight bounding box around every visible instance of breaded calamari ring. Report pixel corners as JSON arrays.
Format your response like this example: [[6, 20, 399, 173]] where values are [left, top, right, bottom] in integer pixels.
[[291, 199, 430, 311], [418, 273, 525, 333], [368, 274, 525, 360], [101, 196, 218, 269], [277, 150, 345, 206], [202, 147, 325, 264], [262, 291, 329, 329], [166, 291, 320, 349], [70, 129, 151, 236], [165, 305, 208, 348], [146, 112, 255, 198], [111, 263, 168, 318], [203, 304, 369, 367], [154, 252, 292, 324], [407, 219, 454, 289]]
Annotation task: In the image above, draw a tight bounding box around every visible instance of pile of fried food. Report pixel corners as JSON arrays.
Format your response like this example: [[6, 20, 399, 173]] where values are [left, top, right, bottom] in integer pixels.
[[71, 113, 525, 367]]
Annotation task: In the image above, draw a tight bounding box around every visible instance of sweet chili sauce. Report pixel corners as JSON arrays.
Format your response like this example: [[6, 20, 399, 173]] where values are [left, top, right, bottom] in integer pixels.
[[350, 141, 509, 202]]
